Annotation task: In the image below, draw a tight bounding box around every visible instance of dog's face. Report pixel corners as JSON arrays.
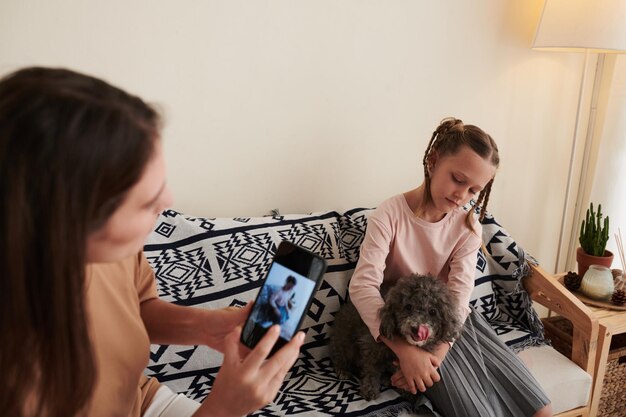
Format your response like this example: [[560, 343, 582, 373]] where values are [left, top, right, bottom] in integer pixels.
[[378, 274, 462, 350]]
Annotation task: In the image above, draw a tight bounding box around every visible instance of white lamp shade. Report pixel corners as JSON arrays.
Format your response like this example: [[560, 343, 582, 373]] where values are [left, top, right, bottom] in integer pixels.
[[533, 0, 626, 52]]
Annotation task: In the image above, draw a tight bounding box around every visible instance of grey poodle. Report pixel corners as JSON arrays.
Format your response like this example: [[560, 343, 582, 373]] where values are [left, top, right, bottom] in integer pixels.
[[329, 274, 463, 401]]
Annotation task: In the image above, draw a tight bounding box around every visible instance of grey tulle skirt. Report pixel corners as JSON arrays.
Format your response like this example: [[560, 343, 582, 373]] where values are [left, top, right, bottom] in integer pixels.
[[423, 310, 550, 417]]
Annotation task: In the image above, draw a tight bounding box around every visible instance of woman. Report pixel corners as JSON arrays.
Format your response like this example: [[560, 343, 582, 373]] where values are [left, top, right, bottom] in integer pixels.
[[0, 67, 303, 417]]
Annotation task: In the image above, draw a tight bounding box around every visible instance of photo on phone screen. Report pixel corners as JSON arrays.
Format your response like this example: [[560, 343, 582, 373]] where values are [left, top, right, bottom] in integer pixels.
[[241, 241, 326, 353]]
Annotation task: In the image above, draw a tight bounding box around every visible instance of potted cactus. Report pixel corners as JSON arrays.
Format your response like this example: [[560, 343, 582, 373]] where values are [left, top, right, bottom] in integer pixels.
[[576, 202, 613, 278]]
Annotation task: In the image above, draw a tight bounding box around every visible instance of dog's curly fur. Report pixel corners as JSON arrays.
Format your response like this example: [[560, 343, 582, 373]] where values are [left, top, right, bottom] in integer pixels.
[[329, 274, 463, 401]]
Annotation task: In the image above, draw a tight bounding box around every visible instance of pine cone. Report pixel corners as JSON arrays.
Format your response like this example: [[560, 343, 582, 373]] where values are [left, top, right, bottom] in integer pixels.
[[612, 269, 623, 280], [564, 271, 581, 291], [612, 289, 626, 306]]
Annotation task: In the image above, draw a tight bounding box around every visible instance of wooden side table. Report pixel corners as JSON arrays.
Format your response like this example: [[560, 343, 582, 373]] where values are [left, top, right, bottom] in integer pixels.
[[586, 306, 626, 417], [552, 275, 626, 417]]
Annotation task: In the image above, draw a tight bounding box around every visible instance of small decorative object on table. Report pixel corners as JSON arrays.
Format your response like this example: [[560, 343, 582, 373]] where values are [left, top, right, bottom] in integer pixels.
[[612, 232, 626, 306], [580, 265, 614, 301], [612, 287, 626, 306], [564, 271, 581, 291]]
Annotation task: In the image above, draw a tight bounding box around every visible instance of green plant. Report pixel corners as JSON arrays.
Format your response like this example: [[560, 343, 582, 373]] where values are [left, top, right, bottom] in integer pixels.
[[579, 202, 610, 256]]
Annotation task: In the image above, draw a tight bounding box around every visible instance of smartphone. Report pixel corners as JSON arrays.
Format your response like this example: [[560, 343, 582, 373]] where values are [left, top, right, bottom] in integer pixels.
[[240, 240, 327, 355]]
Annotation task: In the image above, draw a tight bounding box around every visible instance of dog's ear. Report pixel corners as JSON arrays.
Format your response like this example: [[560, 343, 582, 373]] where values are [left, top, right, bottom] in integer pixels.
[[378, 302, 397, 340], [439, 298, 463, 342]]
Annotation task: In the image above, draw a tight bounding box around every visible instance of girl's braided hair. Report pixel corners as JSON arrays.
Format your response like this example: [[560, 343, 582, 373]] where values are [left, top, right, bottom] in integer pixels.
[[421, 117, 499, 225]]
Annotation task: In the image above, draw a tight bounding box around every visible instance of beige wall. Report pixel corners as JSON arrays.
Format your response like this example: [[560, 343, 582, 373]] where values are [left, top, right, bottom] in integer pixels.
[[0, 0, 591, 273]]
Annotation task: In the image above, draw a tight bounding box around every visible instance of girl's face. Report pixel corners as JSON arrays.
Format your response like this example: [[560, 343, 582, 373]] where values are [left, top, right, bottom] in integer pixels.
[[427, 145, 496, 219], [86, 141, 173, 263]]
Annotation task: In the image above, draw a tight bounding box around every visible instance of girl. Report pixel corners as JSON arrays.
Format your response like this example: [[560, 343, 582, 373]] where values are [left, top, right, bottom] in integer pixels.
[[0, 67, 303, 417], [349, 118, 552, 417]]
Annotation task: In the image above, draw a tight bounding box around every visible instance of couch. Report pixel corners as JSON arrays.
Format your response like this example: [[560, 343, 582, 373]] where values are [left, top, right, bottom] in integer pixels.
[[143, 207, 596, 416]]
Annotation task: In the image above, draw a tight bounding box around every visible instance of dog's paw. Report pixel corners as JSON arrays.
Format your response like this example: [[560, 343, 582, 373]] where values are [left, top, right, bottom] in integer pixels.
[[334, 368, 352, 380], [359, 384, 381, 401]]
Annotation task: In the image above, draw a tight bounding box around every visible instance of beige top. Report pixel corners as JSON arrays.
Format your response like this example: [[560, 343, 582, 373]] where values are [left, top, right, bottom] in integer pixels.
[[85, 253, 161, 417], [349, 194, 482, 340]]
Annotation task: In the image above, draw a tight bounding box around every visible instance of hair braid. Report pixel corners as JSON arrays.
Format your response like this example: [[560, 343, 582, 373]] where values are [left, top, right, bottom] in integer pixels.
[[422, 129, 438, 179], [420, 118, 464, 215], [423, 118, 463, 172], [478, 178, 494, 221], [477, 179, 494, 221], [421, 129, 439, 211]]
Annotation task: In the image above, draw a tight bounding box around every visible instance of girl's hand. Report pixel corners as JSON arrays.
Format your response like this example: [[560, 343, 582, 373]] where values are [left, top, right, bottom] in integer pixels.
[[198, 324, 304, 417], [390, 346, 440, 394]]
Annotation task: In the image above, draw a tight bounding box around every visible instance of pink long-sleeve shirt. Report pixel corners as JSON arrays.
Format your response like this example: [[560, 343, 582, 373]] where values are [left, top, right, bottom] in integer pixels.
[[349, 194, 481, 340]]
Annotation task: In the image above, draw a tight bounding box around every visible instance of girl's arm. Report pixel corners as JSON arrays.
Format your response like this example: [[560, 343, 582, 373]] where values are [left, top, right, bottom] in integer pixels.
[[446, 223, 482, 325], [348, 214, 393, 340]]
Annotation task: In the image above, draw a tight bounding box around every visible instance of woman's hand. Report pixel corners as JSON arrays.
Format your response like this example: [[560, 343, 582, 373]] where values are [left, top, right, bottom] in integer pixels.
[[140, 298, 254, 352], [197, 324, 304, 417], [200, 303, 254, 353]]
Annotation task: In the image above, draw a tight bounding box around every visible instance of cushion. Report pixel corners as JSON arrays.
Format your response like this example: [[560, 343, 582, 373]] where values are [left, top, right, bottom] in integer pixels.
[[471, 213, 547, 351], [517, 345, 592, 414]]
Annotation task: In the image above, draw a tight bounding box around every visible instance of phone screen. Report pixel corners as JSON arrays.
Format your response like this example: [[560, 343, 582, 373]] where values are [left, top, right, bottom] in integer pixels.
[[241, 241, 326, 353]]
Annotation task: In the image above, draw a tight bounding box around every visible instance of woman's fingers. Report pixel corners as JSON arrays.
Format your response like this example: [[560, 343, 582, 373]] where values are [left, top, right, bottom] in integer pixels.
[[200, 324, 303, 416], [239, 302, 254, 319], [261, 333, 304, 396], [240, 330, 304, 402], [260, 331, 304, 379], [222, 325, 244, 363], [243, 325, 281, 366]]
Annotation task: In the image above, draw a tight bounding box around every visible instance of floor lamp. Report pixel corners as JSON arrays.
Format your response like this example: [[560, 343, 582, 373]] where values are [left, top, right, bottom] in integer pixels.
[[532, 0, 626, 273]]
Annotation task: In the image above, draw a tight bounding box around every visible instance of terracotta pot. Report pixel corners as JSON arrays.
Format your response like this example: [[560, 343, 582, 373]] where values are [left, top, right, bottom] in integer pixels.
[[576, 247, 614, 278]]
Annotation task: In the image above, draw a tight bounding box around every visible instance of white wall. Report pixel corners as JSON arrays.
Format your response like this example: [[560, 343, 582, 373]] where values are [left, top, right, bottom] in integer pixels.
[[0, 0, 590, 272]]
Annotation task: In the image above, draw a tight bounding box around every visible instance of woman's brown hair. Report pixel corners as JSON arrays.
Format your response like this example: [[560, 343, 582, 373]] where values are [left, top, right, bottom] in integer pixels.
[[421, 117, 499, 226], [0, 67, 160, 417]]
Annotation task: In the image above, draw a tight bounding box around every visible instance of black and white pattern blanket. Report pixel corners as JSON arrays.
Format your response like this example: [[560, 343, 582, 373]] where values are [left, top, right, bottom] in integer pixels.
[[143, 208, 546, 416]]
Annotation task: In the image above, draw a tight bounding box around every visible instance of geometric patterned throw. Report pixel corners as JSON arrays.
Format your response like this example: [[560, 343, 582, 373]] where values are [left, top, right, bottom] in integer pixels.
[[143, 208, 546, 415]]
